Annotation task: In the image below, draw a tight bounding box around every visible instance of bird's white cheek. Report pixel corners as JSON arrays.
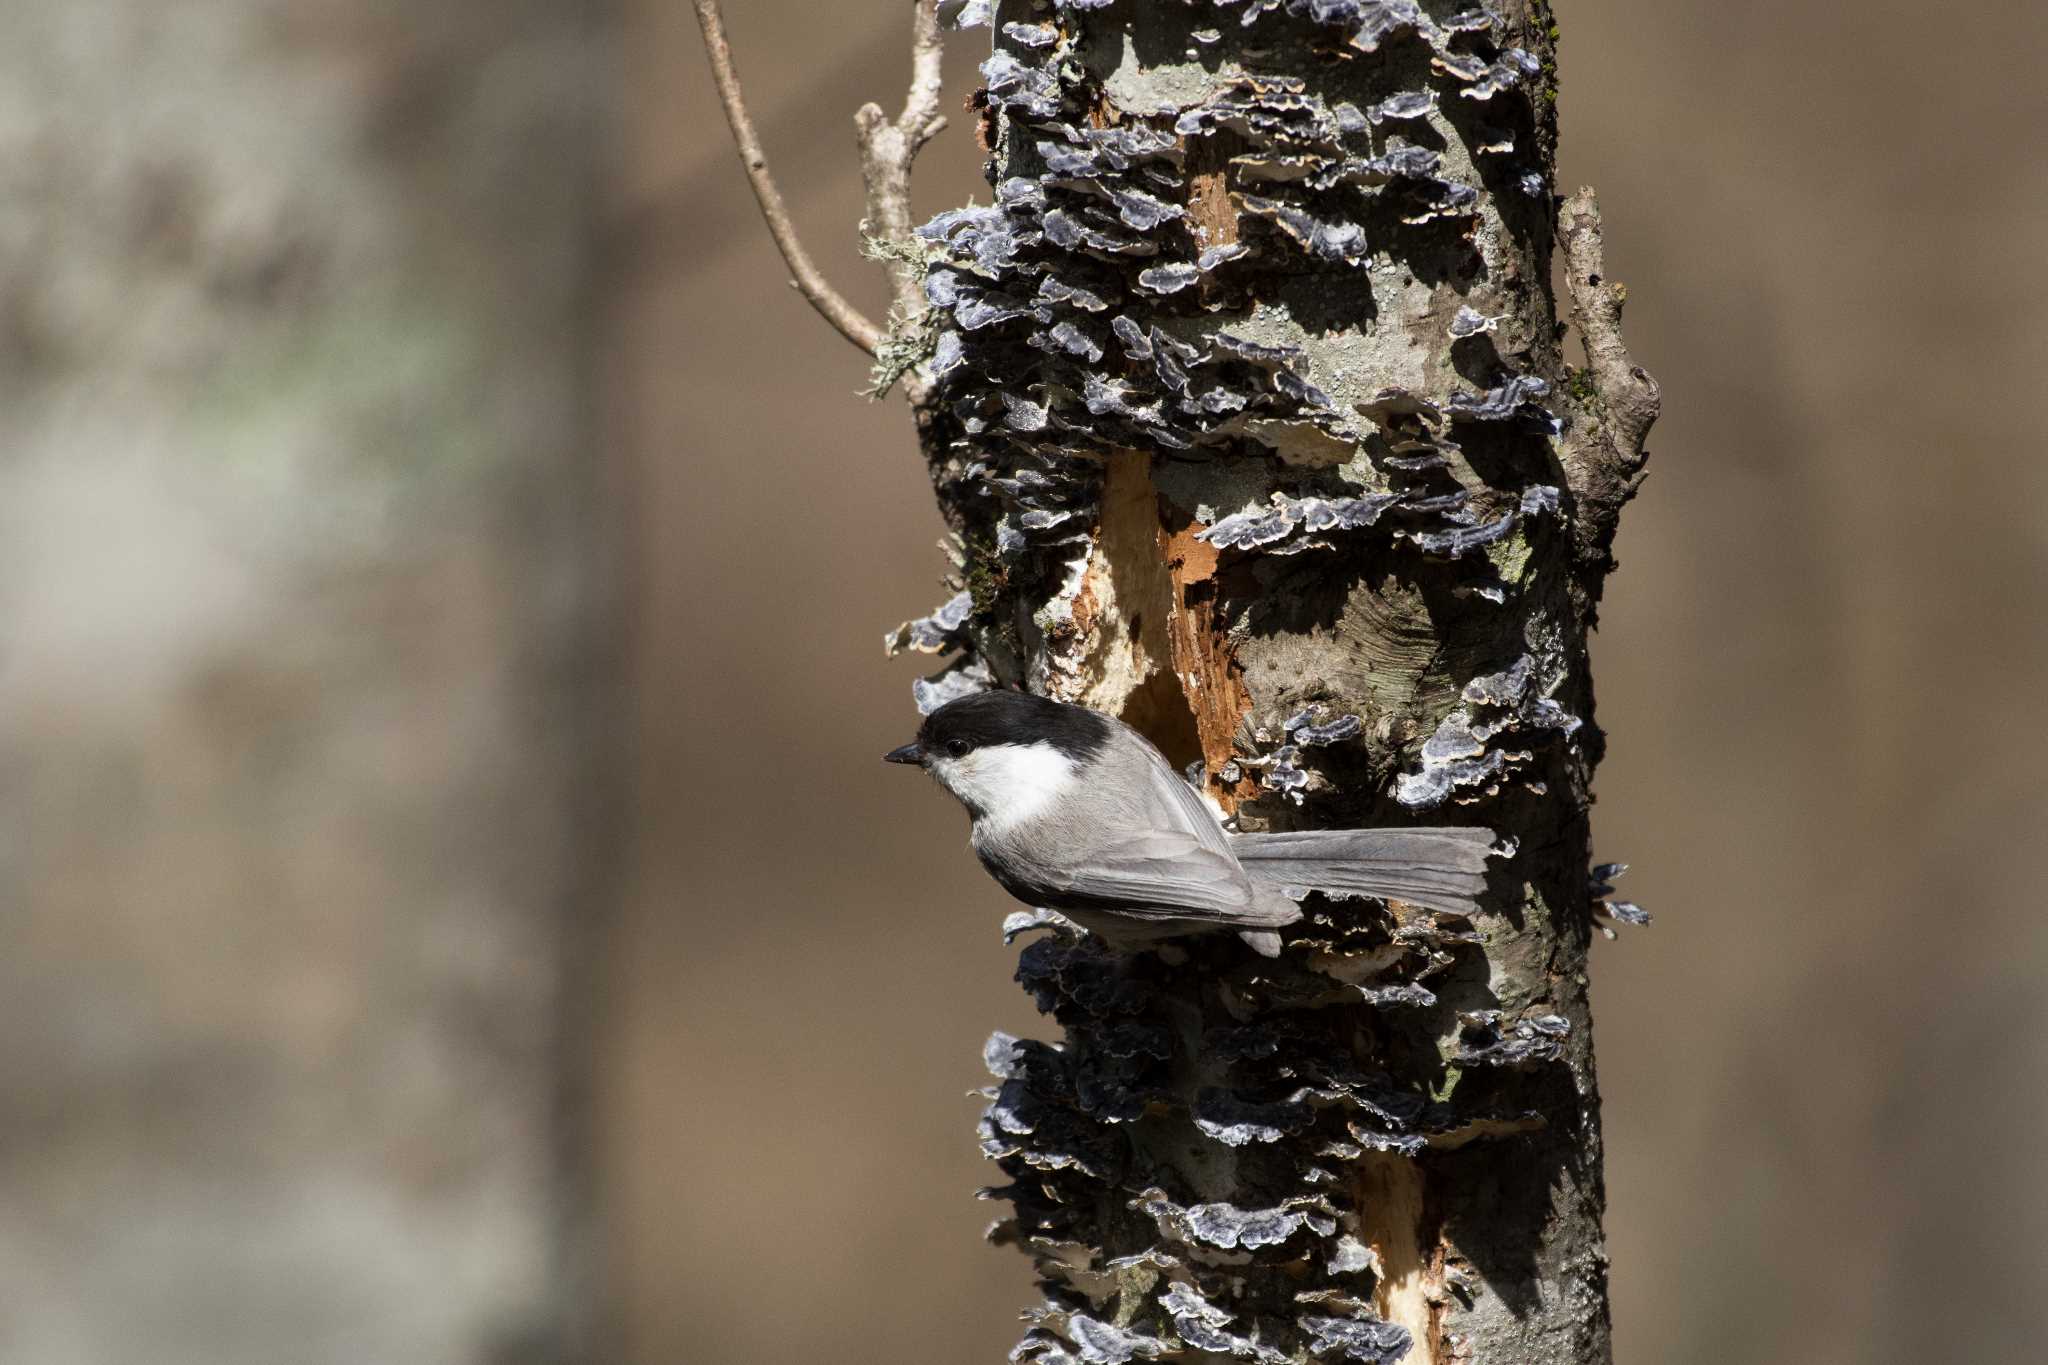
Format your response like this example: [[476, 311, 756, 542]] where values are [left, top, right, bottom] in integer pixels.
[[933, 742, 1078, 829]]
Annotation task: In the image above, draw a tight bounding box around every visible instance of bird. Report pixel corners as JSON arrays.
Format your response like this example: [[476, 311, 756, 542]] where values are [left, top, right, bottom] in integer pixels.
[[884, 689, 1495, 956]]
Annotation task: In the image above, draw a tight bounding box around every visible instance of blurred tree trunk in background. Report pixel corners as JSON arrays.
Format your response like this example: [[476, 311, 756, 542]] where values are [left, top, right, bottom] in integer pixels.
[[907, 5, 1655, 1362], [0, 3, 613, 1363]]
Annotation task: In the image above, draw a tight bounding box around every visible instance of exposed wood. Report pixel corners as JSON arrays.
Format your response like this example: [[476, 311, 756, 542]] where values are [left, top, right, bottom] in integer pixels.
[[1356, 1153, 1441, 1365], [1158, 512, 1258, 811]]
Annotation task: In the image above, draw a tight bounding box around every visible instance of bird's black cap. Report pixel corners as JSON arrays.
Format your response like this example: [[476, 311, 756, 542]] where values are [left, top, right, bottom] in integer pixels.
[[882, 690, 1114, 766]]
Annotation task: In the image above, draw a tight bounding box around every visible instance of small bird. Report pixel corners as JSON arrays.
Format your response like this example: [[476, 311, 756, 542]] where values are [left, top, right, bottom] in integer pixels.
[[884, 690, 1494, 956]]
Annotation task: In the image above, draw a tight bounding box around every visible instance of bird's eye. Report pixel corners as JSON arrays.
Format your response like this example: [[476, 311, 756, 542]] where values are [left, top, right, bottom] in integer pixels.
[[944, 738, 971, 758]]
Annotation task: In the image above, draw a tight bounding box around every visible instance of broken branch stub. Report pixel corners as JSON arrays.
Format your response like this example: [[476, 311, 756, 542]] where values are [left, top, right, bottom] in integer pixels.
[[857, 0, 952, 354], [1557, 185, 1661, 596]]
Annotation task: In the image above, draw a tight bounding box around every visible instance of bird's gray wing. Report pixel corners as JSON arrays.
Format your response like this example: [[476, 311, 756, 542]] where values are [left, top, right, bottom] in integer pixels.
[[1153, 757, 1238, 858], [1104, 722, 1237, 859], [1042, 831, 1292, 927]]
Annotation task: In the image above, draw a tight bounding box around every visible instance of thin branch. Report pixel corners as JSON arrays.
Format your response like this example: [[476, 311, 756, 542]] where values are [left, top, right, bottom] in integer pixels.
[[691, 0, 883, 355], [856, 0, 950, 325]]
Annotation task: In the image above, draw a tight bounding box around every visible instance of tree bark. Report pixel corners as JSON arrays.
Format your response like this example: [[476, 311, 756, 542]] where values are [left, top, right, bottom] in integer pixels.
[[895, 3, 1657, 1363]]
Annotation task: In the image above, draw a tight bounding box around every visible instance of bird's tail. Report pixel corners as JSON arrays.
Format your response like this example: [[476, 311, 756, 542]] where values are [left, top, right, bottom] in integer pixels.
[[1230, 826, 1495, 917]]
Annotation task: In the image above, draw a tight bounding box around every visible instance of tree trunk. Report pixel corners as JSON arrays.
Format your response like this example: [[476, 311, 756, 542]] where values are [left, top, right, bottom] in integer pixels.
[[902, 3, 1656, 1362]]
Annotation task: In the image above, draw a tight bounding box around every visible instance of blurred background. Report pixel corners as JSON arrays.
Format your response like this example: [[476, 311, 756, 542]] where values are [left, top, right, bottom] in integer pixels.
[[4, 1, 2043, 1363]]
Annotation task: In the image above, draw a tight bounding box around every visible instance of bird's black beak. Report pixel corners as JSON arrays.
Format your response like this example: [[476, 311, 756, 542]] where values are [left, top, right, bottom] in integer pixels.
[[883, 742, 924, 766]]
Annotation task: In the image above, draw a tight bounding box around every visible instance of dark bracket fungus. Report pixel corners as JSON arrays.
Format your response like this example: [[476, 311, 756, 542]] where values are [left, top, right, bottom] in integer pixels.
[[1160, 1281, 1293, 1364], [1449, 304, 1501, 338], [1396, 651, 1585, 809], [1286, 709, 1365, 747], [1217, 709, 1365, 805], [913, 655, 994, 715], [1263, 746, 1311, 801], [1133, 1188, 1342, 1250], [1589, 860, 1652, 935], [850, 2, 1658, 1361], [1303, 1314, 1415, 1365], [1454, 1010, 1572, 1068], [885, 590, 973, 656], [1198, 491, 1405, 554], [1600, 900, 1649, 925]]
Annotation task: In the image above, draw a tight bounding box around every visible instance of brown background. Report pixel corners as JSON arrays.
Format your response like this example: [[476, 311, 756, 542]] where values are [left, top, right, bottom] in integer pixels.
[[618, 3, 2047, 1363], [4, 1, 2043, 1363]]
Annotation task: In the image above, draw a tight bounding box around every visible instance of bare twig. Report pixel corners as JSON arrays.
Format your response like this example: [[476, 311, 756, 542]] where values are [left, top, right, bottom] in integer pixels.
[[1556, 187, 1661, 583], [691, 0, 884, 355], [855, 0, 950, 327]]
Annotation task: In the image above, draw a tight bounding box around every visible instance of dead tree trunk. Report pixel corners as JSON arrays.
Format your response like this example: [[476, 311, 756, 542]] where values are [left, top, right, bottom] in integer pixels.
[[701, 2, 1656, 1362]]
